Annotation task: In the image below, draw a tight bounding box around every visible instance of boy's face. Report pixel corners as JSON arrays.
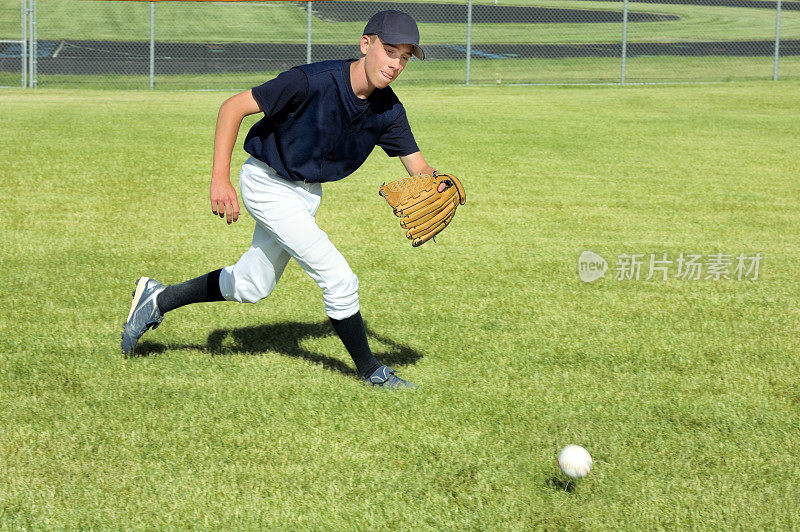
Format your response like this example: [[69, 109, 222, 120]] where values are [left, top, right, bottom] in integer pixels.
[[360, 36, 414, 89]]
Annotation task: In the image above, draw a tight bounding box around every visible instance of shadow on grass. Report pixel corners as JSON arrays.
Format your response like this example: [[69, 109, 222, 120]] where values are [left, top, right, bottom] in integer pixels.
[[546, 476, 577, 493], [131, 320, 422, 378]]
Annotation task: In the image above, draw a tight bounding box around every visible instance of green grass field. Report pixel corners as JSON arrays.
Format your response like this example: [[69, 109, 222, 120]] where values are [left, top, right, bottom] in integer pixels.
[[2, 81, 800, 528], [1, 0, 799, 44]]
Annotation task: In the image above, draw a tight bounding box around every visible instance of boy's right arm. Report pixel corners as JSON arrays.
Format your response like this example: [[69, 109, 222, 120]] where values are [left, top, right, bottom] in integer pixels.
[[211, 89, 263, 225]]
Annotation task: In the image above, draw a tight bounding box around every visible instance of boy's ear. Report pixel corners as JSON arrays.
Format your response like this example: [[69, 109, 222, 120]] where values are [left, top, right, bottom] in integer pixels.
[[360, 35, 371, 56]]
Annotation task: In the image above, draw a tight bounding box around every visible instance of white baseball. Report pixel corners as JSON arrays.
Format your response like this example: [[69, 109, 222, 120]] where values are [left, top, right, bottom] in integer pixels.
[[558, 445, 593, 479]]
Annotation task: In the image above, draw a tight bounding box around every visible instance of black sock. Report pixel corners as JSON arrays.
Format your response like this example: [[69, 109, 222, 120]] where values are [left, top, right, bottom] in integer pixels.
[[329, 311, 381, 379], [156, 269, 225, 314]]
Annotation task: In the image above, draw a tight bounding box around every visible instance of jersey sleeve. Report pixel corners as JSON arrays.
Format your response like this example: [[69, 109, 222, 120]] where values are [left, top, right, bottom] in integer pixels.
[[377, 106, 420, 157], [251, 68, 309, 121]]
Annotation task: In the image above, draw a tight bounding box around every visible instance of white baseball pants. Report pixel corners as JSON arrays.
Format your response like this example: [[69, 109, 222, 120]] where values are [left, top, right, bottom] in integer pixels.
[[218, 157, 359, 320]]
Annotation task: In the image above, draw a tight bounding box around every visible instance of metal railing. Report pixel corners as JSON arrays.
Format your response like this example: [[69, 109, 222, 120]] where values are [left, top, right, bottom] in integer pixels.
[[1, 0, 797, 89]]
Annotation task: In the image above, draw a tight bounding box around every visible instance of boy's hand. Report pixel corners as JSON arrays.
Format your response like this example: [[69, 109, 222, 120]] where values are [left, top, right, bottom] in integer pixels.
[[210, 178, 240, 224]]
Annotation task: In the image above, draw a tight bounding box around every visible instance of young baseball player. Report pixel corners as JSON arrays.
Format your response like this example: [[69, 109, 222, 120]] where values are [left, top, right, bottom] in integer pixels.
[[122, 10, 436, 389]]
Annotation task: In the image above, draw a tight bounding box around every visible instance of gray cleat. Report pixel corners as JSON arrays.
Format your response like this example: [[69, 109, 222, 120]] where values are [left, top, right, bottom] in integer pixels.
[[121, 277, 165, 354], [366, 365, 418, 389]]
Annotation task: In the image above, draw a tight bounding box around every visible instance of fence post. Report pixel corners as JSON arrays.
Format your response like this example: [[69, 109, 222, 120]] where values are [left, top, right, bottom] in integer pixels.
[[29, 0, 36, 88], [773, 0, 781, 81], [150, 2, 155, 89], [307, 1, 312, 64], [21, 0, 27, 87], [621, 0, 628, 84], [465, 0, 472, 85]]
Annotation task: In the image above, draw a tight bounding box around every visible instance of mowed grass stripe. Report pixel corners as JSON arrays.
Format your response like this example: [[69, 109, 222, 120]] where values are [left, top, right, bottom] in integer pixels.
[[7, 55, 800, 90], [0, 0, 798, 43]]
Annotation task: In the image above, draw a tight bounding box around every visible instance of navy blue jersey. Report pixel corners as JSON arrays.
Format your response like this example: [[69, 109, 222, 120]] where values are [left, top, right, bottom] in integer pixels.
[[244, 59, 419, 183]]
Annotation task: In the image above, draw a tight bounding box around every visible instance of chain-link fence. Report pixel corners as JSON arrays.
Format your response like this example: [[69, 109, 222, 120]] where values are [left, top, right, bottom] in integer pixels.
[[1, 0, 798, 89]]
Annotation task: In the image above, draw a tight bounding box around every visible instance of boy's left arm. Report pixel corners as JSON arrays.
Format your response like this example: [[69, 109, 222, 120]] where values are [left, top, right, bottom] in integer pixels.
[[399, 151, 436, 176]]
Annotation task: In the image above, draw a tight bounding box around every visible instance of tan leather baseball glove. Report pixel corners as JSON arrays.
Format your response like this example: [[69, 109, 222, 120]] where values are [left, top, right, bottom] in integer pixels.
[[379, 172, 466, 247]]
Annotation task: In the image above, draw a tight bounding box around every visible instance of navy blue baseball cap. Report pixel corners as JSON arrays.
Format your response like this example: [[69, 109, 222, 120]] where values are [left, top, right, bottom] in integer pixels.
[[363, 10, 425, 60]]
